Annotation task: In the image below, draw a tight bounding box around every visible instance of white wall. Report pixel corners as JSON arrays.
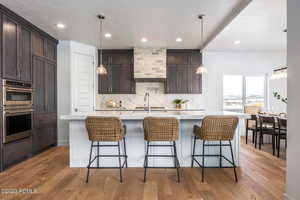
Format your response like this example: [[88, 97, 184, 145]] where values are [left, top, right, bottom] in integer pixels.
[[57, 41, 71, 146], [57, 41, 96, 146], [286, 0, 300, 199], [204, 51, 287, 112]]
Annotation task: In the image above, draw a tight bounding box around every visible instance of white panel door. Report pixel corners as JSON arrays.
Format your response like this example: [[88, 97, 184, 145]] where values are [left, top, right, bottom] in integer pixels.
[[72, 53, 94, 113]]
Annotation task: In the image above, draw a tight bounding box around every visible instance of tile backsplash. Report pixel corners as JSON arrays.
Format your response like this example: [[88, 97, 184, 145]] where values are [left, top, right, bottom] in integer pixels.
[[96, 82, 204, 109], [134, 48, 166, 79]]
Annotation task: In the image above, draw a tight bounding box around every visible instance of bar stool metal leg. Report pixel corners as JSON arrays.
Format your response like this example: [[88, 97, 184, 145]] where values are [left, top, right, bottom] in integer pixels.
[[86, 141, 94, 183], [143, 141, 150, 183], [97, 142, 100, 167], [173, 141, 180, 183], [191, 136, 196, 168], [202, 140, 205, 182], [117, 141, 123, 183], [219, 141, 222, 168], [229, 140, 238, 182], [123, 138, 128, 168]]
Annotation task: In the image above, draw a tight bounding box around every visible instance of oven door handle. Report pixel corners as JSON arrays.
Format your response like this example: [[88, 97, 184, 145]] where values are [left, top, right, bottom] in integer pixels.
[[4, 110, 33, 115], [5, 87, 34, 92]]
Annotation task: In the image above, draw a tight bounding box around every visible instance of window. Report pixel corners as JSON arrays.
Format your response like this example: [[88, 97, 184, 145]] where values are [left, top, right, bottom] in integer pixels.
[[223, 75, 266, 111], [223, 75, 243, 110], [245, 76, 265, 107]]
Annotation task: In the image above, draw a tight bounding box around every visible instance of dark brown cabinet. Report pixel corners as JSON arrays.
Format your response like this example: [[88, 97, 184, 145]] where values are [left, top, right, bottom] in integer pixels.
[[2, 14, 32, 82], [19, 25, 32, 82], [32, 32, 45, 57], [2, 14, 18, 80], [0, 4, 58, 171], [165, 50, 202, 94], [32, 56, 57, 153], [98, 50, 135, 94]]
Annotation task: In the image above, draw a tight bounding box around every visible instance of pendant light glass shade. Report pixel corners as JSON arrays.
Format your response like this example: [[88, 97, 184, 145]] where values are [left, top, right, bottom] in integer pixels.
[[96, 64, 107, 75], [196, 15, 207, 74], [96, 15, 107, 75], [196, 64, 207, 74]]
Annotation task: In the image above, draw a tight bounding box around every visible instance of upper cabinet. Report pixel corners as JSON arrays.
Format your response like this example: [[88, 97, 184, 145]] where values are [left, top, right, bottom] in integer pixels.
[[2, 14, 32, 82], [165, 50, 202, 94], [2, 14, 18, 80], [19, 25, 32, 82], [1, 10, 57, 82], [32, 32, 56, 61], [98, 50, 135, 94]]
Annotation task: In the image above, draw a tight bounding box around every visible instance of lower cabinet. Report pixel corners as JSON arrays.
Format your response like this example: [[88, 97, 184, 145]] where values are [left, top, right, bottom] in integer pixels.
[[3, 137, 32, 168], [32, 113, 57, 154]]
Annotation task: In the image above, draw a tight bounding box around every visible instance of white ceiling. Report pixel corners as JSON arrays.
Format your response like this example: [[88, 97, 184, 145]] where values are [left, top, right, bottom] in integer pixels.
[[207, 0, 287, 51], [0, 0, 248, 49]]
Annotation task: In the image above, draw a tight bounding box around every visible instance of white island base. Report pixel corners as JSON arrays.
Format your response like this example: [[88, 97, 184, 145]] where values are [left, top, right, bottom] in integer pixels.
[[62, 111, 248, 168]]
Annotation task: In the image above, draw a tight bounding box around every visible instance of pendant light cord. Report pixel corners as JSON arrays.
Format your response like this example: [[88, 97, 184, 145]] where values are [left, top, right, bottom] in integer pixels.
[[200, 15, 204, 53], [99, 17, 103, 66]]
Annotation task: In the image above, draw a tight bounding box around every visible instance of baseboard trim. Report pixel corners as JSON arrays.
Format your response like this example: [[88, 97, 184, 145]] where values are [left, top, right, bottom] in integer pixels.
[[57, 140, 69, 146]]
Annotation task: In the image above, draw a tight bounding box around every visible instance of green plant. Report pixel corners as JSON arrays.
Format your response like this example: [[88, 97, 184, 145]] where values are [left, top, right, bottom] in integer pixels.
[[173, 99, 189, 105], [273, 92, 287, 104]]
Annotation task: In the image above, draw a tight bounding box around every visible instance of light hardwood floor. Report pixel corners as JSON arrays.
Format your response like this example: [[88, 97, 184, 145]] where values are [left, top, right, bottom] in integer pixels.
[[0, 137, 286, 200]]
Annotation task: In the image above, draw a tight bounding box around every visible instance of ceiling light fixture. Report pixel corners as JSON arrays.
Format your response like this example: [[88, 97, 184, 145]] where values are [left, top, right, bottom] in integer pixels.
[[141, 37, 148, 43], [234, 40, 241, 45], [105, 33, 112, 38], [176, 38, 183, 42], [56, 23, 65, 29], [196, 14, 207, 74], [96, 15, 107, 75], [271, 67, 288, 79]]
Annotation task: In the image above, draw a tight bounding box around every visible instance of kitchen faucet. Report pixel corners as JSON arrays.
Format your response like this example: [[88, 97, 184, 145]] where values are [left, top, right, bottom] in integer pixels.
[[144, 92, 150, 113]]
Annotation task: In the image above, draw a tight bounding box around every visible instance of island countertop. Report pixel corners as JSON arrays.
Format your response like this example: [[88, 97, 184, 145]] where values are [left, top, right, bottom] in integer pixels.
[[61, 110, 250, 121]]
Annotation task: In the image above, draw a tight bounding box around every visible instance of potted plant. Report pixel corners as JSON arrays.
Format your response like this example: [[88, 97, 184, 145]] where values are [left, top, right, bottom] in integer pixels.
[[173, 99, 189, 109], [273, 92, 287, 104]]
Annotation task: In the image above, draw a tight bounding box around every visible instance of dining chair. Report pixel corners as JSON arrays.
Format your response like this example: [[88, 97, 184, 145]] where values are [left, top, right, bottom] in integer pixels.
[[244, 105, 261, 145], [258, 115, 277, 155], [277, 118, 287, 157]]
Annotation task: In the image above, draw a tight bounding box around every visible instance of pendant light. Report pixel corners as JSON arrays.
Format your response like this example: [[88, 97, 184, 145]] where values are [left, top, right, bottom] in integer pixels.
[[96, 15, 107, 75], [196, 14, 207, 74], [270, 29, 287, 79], [271, 67, 288, 79]]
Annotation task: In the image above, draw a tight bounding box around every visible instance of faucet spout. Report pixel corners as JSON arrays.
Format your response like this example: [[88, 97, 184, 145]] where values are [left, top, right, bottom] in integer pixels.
[[144, 92, 150, 113]]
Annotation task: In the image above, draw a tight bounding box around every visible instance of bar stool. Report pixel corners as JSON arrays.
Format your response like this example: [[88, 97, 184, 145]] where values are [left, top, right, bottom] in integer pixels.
[[85, 117, 128, 183], [143, 117, 180, 183], [192, 116, 239, 182]]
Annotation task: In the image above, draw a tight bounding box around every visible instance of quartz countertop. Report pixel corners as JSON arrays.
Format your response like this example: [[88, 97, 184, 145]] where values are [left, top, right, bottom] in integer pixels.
[[61, 110, 250, 121]]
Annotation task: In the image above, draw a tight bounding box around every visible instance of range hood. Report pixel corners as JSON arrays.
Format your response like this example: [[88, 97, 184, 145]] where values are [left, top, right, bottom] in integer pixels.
[[134, 48, 166, 82]]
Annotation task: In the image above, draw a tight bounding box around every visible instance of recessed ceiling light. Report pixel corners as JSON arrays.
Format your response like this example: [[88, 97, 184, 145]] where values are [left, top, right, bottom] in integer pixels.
[[56, 23, 65, 29], [176, 38, 183, 42], [141, 37, 148, 43], [105, 33, 111, 38], [234, 40, 241, 45]]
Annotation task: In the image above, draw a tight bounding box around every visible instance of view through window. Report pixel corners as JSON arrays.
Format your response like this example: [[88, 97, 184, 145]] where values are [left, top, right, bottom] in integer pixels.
[[223, 75, 266, 111]]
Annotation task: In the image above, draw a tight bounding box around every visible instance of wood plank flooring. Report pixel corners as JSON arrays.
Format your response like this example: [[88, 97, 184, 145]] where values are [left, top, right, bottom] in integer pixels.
[[0, 137, 286, 200]]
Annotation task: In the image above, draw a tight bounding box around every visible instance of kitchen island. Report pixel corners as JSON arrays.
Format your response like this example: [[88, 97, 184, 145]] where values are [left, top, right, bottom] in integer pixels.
[[61, 111, 249, 168]]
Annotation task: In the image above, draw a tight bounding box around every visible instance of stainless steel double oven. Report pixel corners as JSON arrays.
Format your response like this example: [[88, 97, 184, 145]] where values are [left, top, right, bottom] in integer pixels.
[[2, 80, 33, 144]]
